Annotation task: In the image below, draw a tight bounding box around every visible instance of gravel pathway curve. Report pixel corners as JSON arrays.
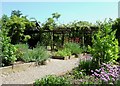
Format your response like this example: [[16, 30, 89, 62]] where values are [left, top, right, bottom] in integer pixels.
[[1, 58, 79, 84]]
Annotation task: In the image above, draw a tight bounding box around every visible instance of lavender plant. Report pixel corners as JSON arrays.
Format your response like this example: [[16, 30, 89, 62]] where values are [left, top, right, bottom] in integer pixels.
[[91, 63, 120, 84]]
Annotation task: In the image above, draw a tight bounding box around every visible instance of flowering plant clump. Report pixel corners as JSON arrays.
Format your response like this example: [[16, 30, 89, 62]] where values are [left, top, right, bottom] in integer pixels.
[[91, 63, 120, 84]]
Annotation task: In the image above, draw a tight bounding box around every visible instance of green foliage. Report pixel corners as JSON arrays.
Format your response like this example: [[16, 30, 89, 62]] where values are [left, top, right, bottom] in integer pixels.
[[71, 68, 86, 79], [40, 33, 52, 46], [55, 42, 82, 57], [55, 48, 71, 57], [63, 67, 102, 85], [15, 44, 29, 62], [52, 12, 61, 20], [32, 46, 50, 64], [34, 75, 70, 86], [112, 18, 120, 46], [1, 27, 17, 66], [0, 30, 3, 66], [15, 44, 50, 64], [1, 11, 35, 45], [11, 10, 22, 17], [79, 60, 93, 74], [6, 15, 34, 44], [64, 42, 82, 54], [65, 21, 93, 30], [42, 13, 60, 30], [88, 20, 119, 67], [81, 45, 89, 53]]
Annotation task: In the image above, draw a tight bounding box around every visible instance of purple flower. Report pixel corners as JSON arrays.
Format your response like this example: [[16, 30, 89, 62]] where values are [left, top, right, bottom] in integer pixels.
[[109, 69, 113, 73], [101, 71, 105, 74], [101, 68, 105, 72], [92, 74, 94, 76], [95, 69, 100, 72], [110, 73, 116, 78], [91, 63, 120, 84], [105, 75, 110, 81], [102, 63, 106, 66], [94, 72, 99, 77], [79, 79, 83, 82], [111, 78, 115, 81], [106, 64, 111, 69], [101, 77, 108, 82], [91, 70, 93, 73], [101, 74, 105, 78]]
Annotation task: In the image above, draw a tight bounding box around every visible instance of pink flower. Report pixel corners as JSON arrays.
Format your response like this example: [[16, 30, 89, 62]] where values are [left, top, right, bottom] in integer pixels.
[[95, 69, 100, 72], [91, 70, 93, 73], [112, 78, 115, 81], [101, 77, 108, 82]]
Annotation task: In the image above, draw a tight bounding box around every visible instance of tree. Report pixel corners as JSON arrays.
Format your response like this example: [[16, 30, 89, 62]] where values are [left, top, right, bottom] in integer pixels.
[[11, 10, 22, 17], [52, 12, 61, 21]]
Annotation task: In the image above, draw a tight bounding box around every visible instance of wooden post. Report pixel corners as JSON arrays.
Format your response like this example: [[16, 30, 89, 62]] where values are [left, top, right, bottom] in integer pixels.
[[82, 32, 85, 47], [52, 31, 54, 50], [62, 31, 64, 46], [68, 30, 70, 42]]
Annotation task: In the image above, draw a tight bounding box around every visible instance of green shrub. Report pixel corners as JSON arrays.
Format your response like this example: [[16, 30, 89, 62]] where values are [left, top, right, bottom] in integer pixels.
[[32, 46, 50, 64], [15, 44, 29, 61], [55, 48, 71, 57], [79, 60, 93, 74], [72, 68, 86, 79], [2, 29, 17, 66], [15, 44, 50, 64], [0, 30, 2, 56], [88, 20, 119, 67], [64, 42, 82, 54], [34, 75, 70, 86], [0, 40, 2, 67]]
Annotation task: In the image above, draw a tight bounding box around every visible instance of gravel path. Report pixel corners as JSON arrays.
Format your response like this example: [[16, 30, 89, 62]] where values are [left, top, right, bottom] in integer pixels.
[[1, 58, 79, 84]]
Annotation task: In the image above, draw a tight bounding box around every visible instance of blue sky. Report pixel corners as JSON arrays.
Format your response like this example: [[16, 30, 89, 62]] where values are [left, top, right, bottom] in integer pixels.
[[1, 2, 119, 24]]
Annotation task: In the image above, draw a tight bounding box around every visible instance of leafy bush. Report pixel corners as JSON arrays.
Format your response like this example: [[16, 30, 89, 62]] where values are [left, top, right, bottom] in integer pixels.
[[32, 46, 50, 64], [6, 14, 35, 44], [64, 42, 82, 54], [79, 60, 93, 74], [55, 48, 71, 57], [15, 44, 50, 64], [88, 20, 119, 67], [71, 68, 86, 79], [15, 44, 29, 61], [113, 18, 120, 46], [1, 28, 17, 66], [34, 75, 70, 86], [62, 68, 102, 85], [0, 30, 3, 66], [91, 63, 120, 84], [0, 30, 2, 54]]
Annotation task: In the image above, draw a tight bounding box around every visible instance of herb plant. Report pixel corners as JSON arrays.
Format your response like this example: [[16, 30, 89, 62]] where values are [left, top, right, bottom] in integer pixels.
[[34, 75, 70, 86], [32, 46, 50, 65], [64, 42, 82, 54], [55, 48, 71, 57]]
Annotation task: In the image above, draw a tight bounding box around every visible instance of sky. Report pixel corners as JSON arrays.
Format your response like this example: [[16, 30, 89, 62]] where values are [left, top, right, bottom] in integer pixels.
[[1, 1, 119, 24]]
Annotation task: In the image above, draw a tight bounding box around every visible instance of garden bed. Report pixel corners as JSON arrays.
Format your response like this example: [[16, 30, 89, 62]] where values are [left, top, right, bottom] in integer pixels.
[[1, 59, 51, 75], [1, 62, 36, 75], [1, 58, 79, 84], [52, 55, 76, 60]]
